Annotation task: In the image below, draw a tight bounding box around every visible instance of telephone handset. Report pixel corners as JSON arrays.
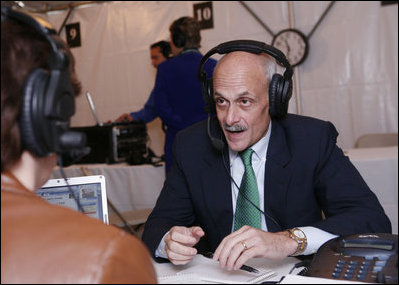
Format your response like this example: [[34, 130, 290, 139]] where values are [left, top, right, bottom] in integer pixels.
[[306, 233, 398, 283]]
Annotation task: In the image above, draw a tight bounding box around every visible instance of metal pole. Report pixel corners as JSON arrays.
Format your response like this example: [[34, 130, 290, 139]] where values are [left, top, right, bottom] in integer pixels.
[[57, 6, 73, 36], [287, 1, 303, 115], [239, 1, 275, 38]]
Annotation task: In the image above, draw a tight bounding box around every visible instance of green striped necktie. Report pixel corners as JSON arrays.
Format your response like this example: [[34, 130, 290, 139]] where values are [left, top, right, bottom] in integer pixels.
[[234, 148, 262, 230]]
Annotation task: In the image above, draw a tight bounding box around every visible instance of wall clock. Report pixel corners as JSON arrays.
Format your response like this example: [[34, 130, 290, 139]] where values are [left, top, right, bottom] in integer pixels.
[[271, 28, 309, 67], [239, 1, 336, 67]]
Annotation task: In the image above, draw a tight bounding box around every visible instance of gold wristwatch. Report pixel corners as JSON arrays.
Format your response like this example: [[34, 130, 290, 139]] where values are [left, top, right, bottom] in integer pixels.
[[287, 228, 307, 256]]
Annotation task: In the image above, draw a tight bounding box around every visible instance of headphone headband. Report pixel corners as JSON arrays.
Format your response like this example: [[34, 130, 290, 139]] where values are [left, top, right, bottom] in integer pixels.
[[199, 40, 294, 152], [1, 7, 68, 70], [199, 39, 293, 121], [198, 39, 293, 81]]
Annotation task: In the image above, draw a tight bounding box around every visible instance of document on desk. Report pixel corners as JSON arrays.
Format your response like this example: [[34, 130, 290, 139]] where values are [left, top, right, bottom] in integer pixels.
[[157, 255, 277, 284]]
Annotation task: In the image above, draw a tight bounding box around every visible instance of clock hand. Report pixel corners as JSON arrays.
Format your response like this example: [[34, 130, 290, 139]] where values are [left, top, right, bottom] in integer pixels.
[[285, 40, 290, 55]]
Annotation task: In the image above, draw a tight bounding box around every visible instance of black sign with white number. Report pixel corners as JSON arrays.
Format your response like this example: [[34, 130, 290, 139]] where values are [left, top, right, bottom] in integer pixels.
[[66, 22, 81, 48], [193, 2, 214, 30]]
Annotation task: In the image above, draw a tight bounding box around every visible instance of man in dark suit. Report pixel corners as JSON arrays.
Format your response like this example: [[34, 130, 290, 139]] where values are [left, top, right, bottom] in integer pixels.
[[142, 40, 391, 271]]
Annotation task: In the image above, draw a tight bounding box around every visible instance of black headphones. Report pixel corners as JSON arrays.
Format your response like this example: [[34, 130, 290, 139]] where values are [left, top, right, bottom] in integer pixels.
[[2, 7, 86, 157], [198, 39, 293, 119], [171, 16, 188, 48]]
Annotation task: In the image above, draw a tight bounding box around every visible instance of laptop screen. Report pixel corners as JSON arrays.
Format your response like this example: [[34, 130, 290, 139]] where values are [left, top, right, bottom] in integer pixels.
[[37, 175, 109, 224]]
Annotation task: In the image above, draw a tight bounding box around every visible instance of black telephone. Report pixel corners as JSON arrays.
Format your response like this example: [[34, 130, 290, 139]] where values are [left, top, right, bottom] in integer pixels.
[[306, 233, 398, 283]]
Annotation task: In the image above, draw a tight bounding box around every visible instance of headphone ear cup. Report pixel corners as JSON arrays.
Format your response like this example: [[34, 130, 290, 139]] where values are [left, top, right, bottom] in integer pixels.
[[19, 68, 49, 157], [207, 78, 216, 114], [4, 6, 86, 158], [268, 73, 292, 119], [280, 77, 293, 116], [202, 78, 215, 114], [268, 73, 282, 119]]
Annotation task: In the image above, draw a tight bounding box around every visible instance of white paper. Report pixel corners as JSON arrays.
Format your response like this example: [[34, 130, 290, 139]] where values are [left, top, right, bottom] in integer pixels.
[[156, 255, 277, 284]]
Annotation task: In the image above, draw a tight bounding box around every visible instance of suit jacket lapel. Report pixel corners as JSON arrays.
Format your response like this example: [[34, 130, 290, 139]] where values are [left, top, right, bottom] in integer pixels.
[[201, 147, 233, 241], [264, 119, 292, 232]]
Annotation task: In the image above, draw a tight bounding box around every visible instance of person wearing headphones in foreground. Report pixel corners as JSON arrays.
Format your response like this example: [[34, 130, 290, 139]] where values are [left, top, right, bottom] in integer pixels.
[[1, 7, 156, 283], [142, 40, 391, 271]]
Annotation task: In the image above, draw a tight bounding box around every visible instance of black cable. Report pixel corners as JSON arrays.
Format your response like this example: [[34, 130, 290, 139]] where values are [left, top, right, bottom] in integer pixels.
[[288, 260, 311, 275], [57, 154, 84, 213], [107, 199, 138, 236], [78, 162, 138, 236], [273, 260, 311, 284], [221, 149, 282, 230]]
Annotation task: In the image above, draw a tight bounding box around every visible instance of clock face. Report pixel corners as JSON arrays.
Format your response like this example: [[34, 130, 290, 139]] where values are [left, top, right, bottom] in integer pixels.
[[272, 28, 309, 67]]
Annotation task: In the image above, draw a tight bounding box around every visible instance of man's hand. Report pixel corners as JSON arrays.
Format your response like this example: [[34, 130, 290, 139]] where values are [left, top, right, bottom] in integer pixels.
[[213, 226, 298, 271], [115, 113, 133, 123], [164, 226, 205, 265]]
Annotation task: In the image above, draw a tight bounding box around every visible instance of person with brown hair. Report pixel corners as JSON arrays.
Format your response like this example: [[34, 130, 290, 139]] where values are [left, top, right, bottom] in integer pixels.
[[1, 7, 156, 283]]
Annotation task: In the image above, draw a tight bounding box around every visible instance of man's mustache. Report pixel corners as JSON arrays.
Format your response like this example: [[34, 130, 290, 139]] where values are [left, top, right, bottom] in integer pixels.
[[223, 123, 248, 132]]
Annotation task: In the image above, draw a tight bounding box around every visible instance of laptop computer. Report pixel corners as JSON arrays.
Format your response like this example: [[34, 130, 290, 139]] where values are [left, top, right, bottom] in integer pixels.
[[37, 175, 109, 224]]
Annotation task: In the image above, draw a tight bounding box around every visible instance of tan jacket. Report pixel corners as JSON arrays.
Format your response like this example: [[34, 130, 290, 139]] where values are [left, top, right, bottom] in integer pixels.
[[1, 172, 157, 284]]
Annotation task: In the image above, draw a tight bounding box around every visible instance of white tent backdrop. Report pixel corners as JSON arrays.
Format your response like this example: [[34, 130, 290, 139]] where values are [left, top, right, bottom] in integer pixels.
[[43, 1, 398, 156]]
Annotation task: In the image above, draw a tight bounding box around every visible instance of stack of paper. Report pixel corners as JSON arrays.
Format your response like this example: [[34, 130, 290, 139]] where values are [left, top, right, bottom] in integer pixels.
[[157, 255, 277, 284]]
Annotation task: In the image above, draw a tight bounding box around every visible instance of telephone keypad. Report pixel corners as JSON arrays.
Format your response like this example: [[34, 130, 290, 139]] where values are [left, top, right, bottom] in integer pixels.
[[306, 234, 398, 283], [330, 258, 393, 281], [331, 258, 375, 281]]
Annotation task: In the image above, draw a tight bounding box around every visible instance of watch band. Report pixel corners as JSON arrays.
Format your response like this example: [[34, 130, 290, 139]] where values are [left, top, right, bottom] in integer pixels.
[[287, 228, 307, 256]]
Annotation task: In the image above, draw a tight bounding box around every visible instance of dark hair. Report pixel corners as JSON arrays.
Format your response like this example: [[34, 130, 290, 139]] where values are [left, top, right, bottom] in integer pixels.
[[169, 16, 201, 49], [150, 40, 171, 59], [1, 18, 81, 173]]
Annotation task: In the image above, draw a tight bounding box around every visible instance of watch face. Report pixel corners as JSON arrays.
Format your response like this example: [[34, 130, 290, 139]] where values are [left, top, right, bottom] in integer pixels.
[[272, 28, 309, 67], [293, 228, 305, 239]]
